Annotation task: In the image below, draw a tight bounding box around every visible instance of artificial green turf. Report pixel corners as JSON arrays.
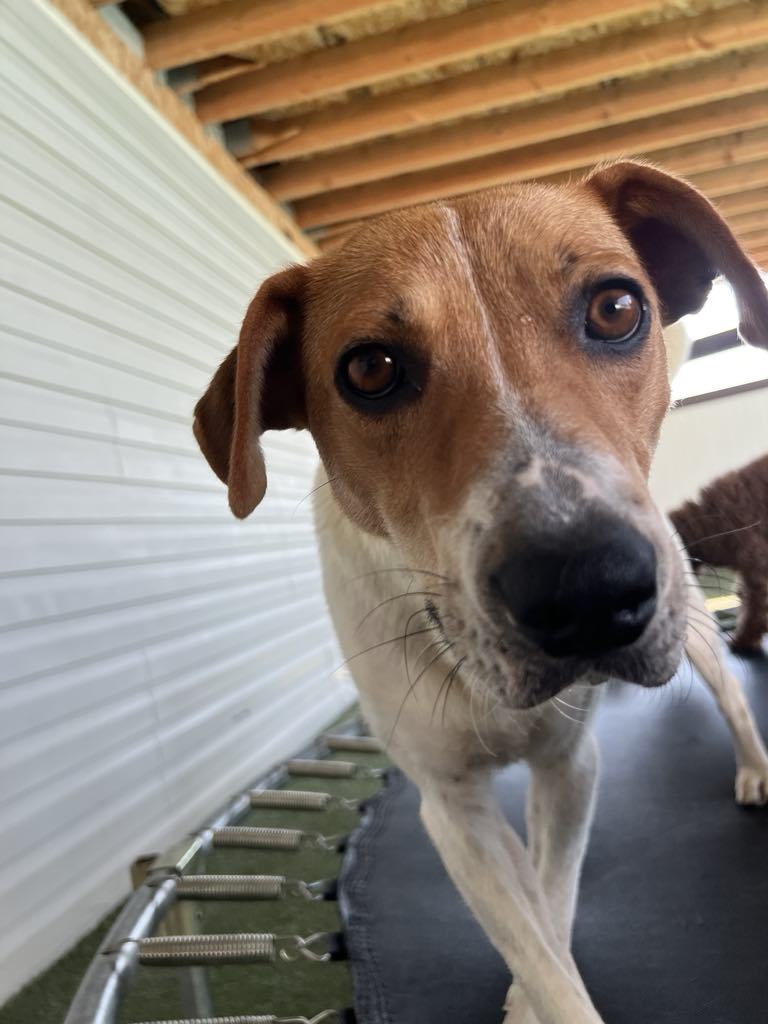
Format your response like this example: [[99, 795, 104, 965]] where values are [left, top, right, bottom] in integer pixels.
[[0, 908, 122, 1024]]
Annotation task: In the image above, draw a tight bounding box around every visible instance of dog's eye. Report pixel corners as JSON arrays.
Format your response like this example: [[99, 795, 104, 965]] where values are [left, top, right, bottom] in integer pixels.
[[585, 285, 643, 343], [340, 344, 401, 398]]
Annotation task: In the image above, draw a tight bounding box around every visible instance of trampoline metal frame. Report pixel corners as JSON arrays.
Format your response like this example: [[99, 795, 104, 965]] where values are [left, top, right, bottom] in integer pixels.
[[63, 722, 366, 1024]]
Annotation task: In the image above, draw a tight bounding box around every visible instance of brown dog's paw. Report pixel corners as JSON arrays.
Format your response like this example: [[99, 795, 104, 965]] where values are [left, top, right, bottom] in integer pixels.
[[736, 764, 768, 806]]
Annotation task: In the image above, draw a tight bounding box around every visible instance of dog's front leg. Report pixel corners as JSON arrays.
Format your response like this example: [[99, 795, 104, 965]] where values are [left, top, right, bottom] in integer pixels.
[[504, 725, 599, 1024], [419, 772, 604, 1024], [686, 580, 768, 805], [526, 726, 599, 945]]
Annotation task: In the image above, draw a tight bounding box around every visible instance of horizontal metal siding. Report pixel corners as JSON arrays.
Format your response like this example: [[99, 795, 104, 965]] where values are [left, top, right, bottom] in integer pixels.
[[0, 0, 353, 1003]]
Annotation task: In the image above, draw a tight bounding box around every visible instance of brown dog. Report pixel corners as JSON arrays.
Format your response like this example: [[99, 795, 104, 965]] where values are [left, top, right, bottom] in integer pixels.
[[671, 453, 768, 654], [194, 161, 768, 1024]]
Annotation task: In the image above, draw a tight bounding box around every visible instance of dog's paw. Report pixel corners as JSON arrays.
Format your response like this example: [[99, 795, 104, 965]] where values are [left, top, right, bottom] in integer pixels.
[[735, 764, 768, 806]]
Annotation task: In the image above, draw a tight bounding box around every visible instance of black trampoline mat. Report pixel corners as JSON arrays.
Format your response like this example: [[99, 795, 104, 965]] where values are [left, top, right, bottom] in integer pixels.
[[340, 656, 768, 1024]]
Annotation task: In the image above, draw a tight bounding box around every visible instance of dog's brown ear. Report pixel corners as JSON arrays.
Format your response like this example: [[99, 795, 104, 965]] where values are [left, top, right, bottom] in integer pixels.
[[585, 160, 768, 347], [193, 264, 308, 519]]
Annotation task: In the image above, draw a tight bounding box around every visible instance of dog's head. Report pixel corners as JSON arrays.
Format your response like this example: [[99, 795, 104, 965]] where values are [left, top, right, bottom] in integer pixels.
[[194, 161, 768, 708]]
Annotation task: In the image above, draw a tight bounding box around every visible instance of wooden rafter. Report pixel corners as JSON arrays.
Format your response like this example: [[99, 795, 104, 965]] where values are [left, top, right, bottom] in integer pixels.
[[691, 158, 768, 199], [308, 151, 768, 248], [715, 188, 768, 219], [731, 215, 768, 237], [727, 232, 768, 255], [143, 0, 394, 71], [293, 92, 768, 228], [193, 0, 668, 124], [88, 0, 768, 258], [263, 49, 768, 200], [240, 0, 768, 167], [173, 55, 261, 95]]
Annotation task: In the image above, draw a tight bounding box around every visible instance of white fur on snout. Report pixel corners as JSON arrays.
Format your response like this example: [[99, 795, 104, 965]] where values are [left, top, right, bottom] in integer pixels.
[[515, 457, 544, 489], [434, 429, 688, 706]]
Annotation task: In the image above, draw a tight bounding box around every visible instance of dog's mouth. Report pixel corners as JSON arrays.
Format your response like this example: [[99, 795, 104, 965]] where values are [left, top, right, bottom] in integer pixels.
[[428, 559, 687, 711]]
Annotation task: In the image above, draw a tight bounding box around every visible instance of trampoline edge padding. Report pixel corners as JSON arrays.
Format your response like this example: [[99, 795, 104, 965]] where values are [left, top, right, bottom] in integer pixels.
[[340, 770, 409, 1024]]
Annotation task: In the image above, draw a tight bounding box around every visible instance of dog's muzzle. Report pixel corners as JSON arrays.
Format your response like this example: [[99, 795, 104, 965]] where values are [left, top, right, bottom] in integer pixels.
[[490, 518, 658, 659]]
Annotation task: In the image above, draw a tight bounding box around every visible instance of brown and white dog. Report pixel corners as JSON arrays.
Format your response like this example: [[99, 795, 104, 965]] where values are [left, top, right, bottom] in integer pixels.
[[194, 161, 768, 1024]]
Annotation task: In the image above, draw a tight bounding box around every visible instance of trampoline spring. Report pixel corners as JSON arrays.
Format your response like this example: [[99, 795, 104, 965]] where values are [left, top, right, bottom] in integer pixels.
[[249, 789, 360, 812], [137, 933, 276, 965], [175, 874, 286, 900], [136, 932, 339, 966], [211, 826, 342, 852], [323, 734, 382, 753], [212, 827, 301, 850], [175, 874, 336, 902], [286, 759, 384, 779]]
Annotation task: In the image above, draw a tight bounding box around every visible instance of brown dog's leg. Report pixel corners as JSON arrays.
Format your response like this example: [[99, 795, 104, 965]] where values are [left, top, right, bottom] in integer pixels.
[[731, 571, 768, 655]]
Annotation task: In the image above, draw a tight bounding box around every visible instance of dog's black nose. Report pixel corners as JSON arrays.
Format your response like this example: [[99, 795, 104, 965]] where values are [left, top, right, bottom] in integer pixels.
[[492, 521, 657, 658]]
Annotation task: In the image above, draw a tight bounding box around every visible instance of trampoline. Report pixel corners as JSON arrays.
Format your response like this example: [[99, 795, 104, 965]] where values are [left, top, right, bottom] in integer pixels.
[[63, 655, 768, 1024]]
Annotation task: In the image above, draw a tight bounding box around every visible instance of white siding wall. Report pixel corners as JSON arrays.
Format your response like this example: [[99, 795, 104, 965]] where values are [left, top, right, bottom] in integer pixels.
[[0, 0, 352, 1003]]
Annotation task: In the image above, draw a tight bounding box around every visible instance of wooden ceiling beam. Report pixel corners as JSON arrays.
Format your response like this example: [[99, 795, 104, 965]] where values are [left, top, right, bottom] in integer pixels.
[[730, 215, 768, 237], [307, 160, 768, 253], [194, 0, 667, 124], [714, 188, 768, 219], [173, 56, 261, 95], [264, 49, 768, 200], [241, 0, 768, 166], [688, 158, 768, 199], [143, 0, 391, 71], [313, 206, 768, 262], [293, 92, 768, 228]]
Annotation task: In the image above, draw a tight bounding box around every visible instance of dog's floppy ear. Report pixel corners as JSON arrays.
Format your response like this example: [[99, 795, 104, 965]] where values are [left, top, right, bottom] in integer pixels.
[[585, 160, 768, 347], [193, 264, 308, 519]]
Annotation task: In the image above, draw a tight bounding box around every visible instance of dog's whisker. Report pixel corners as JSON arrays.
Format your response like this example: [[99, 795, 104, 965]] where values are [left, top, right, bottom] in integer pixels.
[[683, 519, 761, 548], [550, 700, 584, 727], [355, 590, 442, 632], [413, 641, 455, 692], [348, 567, 452, 584], [431, 655, 463, 727], [412, 636, 452, 673], [431, 663, 454, 725], [402, 606, 436, 688], [384, 607, 447, 746], [385, 638, 452, 748], [441, 658, 466, 729], [553, 695, 588, 713], [294, 475, 337, 512], [339, 624, 436, 671]]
